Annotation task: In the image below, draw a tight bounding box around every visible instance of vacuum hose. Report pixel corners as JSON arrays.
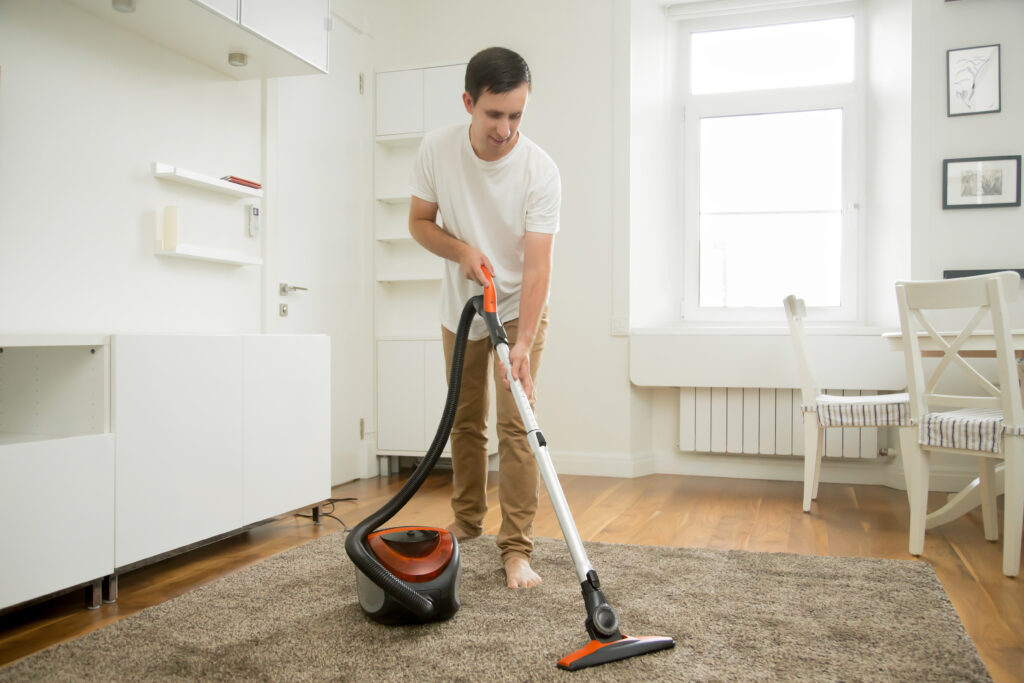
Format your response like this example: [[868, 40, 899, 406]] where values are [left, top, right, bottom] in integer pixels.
[[344, 297, 479, 621]]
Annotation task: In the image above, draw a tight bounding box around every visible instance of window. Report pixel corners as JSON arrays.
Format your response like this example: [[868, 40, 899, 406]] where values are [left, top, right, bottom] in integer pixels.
[[680, 7, 862, 322]]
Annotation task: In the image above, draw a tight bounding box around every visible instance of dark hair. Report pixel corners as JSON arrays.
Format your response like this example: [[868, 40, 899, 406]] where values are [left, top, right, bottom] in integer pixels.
[[464, 47, 531, 103]]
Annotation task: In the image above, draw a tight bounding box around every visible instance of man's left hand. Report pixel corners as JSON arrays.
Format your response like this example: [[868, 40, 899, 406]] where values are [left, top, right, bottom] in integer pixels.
[[501, 341, 534, 398]]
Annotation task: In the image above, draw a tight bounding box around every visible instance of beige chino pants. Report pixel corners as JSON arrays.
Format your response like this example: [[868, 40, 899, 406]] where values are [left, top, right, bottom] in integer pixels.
[[441, 311, 548, 564]]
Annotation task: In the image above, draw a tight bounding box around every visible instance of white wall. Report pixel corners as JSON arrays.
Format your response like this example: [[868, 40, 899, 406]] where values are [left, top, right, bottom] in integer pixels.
[[628, 0, 680, 330], [911, 0, 1024, 292], [864, 0, 913, 326]]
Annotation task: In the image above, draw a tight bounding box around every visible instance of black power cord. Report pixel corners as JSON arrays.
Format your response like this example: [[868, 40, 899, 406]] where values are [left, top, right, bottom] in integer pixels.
[[295, 497, 358, 530]]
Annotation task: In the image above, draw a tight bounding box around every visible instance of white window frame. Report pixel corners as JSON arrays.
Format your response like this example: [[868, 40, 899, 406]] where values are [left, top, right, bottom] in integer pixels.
[[678, 2, 866, 324]]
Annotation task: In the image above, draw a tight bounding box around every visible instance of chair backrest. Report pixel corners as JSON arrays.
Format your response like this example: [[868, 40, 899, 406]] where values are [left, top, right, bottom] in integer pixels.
[[783, 295, 819, 406], [894, 271, 1023, 430]]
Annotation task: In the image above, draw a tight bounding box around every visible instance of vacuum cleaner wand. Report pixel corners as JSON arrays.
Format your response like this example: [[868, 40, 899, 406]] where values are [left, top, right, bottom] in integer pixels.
[[474, 269, 675, 671]]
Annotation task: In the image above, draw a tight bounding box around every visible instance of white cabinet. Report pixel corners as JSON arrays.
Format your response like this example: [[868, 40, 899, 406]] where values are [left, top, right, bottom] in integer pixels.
[[375, 64, 468, 137], [195, 0, 238, 20], [377, 340, 430, 453], [112, 334, 331, 567], [0, 338, 114, 611], [0, 334, 329, 611], [377, 339, 497, 461], [376, 70, 425, 138], [1, 435, 115, 610], [240, 0, 329, 73], [112, 336, 245, 567], [242, 335, 331, 525], [64, 0, 329, 78], [423, 64, 467, 132], [377, 339, 454, 455]]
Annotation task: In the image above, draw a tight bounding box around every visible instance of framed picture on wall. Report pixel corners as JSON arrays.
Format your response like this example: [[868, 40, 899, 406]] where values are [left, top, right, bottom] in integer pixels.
[[942, 155, 1021, 209], [947, 44, 1001, 116]]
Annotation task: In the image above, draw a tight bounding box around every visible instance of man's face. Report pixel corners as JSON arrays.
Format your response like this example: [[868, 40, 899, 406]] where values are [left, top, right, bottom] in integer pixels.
[[463, 84, 529, 161]]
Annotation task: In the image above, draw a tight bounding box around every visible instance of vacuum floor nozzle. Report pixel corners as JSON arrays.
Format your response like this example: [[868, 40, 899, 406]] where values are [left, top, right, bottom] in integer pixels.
[[557, 635, 676, 671]]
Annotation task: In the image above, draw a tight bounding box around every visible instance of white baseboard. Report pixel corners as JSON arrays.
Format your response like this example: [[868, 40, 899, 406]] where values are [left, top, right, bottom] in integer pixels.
[[359, 447, 979, 495], [548, 451, 656, 478], [546, 449, 978, 493]]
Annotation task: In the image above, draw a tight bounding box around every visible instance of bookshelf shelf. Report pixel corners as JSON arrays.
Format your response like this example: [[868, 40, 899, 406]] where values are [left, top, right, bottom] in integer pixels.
[[153, 162, 263, 198], [156, 243, 263, 266], [375, 132, 424, 147]]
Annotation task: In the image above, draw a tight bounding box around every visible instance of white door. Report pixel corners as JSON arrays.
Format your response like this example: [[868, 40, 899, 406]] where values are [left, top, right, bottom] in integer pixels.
[[264, 16, 373, 485]]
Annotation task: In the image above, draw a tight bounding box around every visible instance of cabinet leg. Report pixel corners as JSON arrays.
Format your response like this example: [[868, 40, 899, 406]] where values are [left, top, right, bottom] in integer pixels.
[[103, 574, 118, 604], [312, 504, 322, 526], [85, 579, 102, 610]]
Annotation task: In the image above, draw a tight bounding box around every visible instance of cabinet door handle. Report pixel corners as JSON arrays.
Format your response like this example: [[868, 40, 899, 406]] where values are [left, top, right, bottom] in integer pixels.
[[279, 283, 310, 295]]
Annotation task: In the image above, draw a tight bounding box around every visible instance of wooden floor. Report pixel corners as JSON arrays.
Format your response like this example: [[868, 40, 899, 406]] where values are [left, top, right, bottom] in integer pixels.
[[1, 471, 1021, 680]]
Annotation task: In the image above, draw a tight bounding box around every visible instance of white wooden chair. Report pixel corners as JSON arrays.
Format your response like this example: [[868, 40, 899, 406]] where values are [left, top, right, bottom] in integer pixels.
[[783, 295, 911, 512], [895, 271, 1024, 577]]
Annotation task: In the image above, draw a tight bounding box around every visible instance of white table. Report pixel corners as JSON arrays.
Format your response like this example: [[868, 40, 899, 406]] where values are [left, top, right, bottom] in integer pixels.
[[882, 330, 1024, 528]]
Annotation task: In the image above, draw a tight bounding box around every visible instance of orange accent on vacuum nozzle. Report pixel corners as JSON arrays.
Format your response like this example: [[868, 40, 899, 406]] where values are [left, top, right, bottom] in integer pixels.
[[482, 266, 496, 313]]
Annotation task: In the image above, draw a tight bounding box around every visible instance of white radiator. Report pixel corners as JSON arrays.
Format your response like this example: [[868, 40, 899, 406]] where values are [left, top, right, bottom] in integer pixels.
[[679, 388, 884, 459]]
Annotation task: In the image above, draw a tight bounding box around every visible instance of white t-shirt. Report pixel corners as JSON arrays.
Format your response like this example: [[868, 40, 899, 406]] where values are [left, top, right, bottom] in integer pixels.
[[409, 123, 561, 341]]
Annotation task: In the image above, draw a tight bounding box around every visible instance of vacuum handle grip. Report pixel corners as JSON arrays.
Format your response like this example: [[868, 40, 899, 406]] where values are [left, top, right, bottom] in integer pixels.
[[482, 265, 497, 313]]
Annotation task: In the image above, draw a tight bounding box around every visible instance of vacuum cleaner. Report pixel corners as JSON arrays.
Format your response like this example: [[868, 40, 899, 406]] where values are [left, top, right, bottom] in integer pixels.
[[345, 268, 675, 671]]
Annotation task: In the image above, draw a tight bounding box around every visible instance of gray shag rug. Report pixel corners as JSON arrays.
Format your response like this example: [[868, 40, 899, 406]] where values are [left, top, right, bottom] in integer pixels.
[[0, 533, 989, 681]]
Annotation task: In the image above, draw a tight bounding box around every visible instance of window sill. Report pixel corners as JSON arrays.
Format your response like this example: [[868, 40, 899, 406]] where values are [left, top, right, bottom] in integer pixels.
[[630, 325, 893, 337], [629, 327, 905, 389]]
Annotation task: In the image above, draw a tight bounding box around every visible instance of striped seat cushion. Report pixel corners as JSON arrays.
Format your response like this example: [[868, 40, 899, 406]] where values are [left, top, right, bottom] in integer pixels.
[[919, 408, 1024, 454], [808, 392, 912, 427]]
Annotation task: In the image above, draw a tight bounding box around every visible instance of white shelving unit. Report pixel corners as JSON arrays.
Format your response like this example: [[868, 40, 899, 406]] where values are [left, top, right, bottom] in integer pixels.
[[376, 195, 411, 205], [372, 63, 503, 468], [0, 336, 115, 612], [152, 162, 263, 267]]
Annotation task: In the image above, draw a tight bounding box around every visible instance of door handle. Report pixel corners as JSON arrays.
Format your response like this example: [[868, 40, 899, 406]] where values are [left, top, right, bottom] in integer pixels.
[[279, 282, 309, 295]]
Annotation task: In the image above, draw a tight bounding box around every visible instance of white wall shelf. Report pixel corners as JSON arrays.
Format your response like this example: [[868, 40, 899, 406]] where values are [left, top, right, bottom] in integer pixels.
[[377, 274, 442, 284], [376, 195, 410, 205], [376, 235, 415, 244], [375, 133, 425, 147], [157, 243, 263, 267], [154, 162, 264, 198]]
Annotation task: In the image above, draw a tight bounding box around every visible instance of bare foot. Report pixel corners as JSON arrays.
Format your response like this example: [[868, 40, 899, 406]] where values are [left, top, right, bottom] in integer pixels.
[[504, 556, 542, 589]]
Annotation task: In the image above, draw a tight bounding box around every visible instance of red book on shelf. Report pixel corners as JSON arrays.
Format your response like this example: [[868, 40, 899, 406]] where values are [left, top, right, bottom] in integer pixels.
[[220, 175, 262, 189]]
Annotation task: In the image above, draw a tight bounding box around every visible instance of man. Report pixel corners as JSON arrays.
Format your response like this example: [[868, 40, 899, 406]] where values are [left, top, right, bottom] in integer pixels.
[[408, 47, 560, 589]]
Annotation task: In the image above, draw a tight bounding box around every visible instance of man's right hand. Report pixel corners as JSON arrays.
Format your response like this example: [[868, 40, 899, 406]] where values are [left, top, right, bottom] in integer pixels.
[[458, 246, 495, 288]]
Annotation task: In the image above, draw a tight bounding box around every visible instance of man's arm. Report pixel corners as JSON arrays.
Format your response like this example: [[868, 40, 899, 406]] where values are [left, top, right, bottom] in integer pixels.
[[506, 231, 555, 397], [408, 196, 493, 286]]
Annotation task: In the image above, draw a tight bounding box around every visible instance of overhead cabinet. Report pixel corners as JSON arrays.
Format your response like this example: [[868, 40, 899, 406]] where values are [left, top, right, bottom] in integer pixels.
[[376, 64, 468, 137], [65, 0, 330, 78]]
